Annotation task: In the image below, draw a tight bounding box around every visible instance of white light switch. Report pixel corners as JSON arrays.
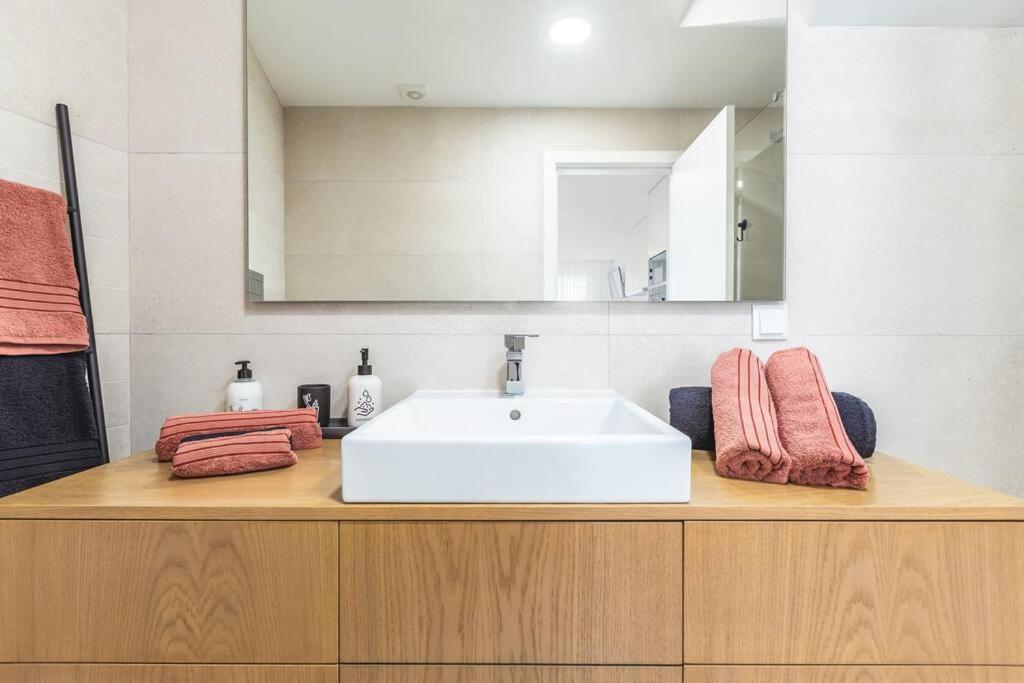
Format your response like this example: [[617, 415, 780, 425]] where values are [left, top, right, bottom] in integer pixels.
[[752, 303, 787, 340]]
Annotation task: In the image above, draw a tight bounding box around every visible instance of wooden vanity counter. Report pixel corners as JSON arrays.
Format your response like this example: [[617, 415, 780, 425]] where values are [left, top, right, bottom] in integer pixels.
[[1, 441, 1022, 682], [0, 440, 1020, 521]]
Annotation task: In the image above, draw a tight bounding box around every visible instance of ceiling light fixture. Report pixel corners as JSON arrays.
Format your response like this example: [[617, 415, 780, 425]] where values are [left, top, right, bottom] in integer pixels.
[[549, 17, 591, 46]]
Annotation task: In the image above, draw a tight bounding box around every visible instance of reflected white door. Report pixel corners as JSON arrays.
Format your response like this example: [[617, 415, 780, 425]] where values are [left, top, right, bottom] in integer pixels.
[[667, 106, 735, 301]]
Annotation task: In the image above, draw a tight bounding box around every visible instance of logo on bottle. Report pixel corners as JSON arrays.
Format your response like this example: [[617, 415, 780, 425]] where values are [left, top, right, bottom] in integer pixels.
[[354, 389, 375, 417], [302, 392, 320, 418]]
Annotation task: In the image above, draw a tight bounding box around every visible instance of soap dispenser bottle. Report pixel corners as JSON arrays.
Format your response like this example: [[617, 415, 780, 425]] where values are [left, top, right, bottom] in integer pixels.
[[227, 360, 263, 412], [347, 348, 382, 426]]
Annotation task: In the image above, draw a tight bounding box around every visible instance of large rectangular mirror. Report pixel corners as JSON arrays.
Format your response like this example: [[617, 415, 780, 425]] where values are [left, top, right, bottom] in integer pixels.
[[246, 1, 785, 302]]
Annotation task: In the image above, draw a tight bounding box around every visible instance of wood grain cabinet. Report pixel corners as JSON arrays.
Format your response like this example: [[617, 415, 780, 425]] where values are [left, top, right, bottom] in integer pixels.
[[3, 448, 1024, 680], [339, 522, 683, 664], [338, 666, 681, 683], [685, 666, 1024, 683], [0, 521, 339, 663], [0, 665, 339, 683], [684, 522, 1024, 665]]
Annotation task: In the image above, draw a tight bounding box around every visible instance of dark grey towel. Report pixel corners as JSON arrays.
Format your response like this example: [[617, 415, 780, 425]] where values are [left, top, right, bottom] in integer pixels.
[[831, 391, 876, 459], [0, 353, 103, 497], [669, 386, 876, 458]]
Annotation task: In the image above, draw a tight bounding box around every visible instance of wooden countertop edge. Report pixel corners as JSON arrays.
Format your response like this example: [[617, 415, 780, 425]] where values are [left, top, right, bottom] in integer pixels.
[[1, 505, 1023, 521]]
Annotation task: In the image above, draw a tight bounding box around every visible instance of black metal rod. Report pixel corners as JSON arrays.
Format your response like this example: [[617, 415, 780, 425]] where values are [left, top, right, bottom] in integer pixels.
[[55, 103, 109, 464]]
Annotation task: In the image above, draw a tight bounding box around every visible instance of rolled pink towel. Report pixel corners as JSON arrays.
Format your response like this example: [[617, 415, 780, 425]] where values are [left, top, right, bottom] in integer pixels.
[[711, 348, 792, 484], [764, 347, 870, 490], [155, 408, 321, 461], [172, 428, 297, 478]]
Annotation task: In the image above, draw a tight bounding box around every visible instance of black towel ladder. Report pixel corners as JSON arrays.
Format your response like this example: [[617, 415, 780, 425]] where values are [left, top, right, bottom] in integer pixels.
[[55, 103, 109, 464]]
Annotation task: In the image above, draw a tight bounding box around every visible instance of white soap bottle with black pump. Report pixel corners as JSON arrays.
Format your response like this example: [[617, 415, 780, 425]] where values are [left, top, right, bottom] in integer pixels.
[[227, 360, 263, 411], [347, 348, 381, 426]]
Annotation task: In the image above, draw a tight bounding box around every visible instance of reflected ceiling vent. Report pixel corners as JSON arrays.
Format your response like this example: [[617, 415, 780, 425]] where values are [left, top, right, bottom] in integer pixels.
[[398, 84, 428, 103]]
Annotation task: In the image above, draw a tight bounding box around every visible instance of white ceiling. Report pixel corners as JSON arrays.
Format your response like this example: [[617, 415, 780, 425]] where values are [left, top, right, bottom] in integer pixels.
[[247, 0, 785, 108]]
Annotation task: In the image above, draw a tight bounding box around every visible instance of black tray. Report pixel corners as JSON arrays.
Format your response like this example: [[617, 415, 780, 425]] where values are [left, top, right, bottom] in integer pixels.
[[322, 417, 357, 439]]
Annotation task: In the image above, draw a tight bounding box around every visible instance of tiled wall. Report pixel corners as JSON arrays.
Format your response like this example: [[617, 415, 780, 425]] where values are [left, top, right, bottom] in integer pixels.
[[282, 106, 725, 301], [246, 43, 285, 300], [0, 0, 131, 458], [128, 0, 1024, 497]]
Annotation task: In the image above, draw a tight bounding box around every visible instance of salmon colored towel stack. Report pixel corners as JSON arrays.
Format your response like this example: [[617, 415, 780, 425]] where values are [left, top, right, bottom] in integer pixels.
[[0, 178, 89, 355], [171, 429, 297, 478], [764, 347, 870, 490], [710, 348, 792, 484], [155, 408, 321, 461]]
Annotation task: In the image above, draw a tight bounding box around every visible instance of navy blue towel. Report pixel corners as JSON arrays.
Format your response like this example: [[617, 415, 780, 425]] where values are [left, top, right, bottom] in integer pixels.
[[0, 353, 103, 497], [669, 386, 876, 458]]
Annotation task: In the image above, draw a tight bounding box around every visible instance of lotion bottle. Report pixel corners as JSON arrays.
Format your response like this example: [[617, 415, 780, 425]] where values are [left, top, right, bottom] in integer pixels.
[[347, 348, 382, 426], [227, 360, 263, 411]]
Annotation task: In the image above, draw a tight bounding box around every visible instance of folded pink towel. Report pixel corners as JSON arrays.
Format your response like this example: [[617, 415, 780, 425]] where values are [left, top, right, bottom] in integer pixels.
[[0, 178, 89, 355], [711, 348, 792, 484], [171, 429, 297, 478], [764, 347, 870, 490], [155, 408, 321, 462]]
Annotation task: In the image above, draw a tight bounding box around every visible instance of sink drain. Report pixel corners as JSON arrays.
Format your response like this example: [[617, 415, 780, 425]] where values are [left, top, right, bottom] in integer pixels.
[[509, 409, 522, 421]]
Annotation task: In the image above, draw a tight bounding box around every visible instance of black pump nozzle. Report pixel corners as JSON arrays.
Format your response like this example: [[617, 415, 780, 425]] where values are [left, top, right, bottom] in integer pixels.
[[358, 348, 372, 376], [235, 360, 253, 379]]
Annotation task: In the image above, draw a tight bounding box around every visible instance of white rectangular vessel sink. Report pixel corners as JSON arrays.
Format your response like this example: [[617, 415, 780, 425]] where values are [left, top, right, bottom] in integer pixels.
[[341, 390, 691, 503]]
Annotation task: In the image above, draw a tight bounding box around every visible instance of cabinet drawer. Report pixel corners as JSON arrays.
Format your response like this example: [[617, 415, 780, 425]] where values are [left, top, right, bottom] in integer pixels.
[[339, 666, 681, 683], [685, 522, 1024, 664], [339, 522, 683, 664], [0, 665, 338, 683], [685, 666, 1024, 682], [0, 521, 338, 663]]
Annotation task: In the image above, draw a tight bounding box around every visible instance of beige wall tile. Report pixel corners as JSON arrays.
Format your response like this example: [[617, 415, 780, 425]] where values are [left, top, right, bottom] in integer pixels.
[[130, 153, 246, 333], [481, 108, 682, 182], [0, 110, 127, 197], [232, 301, 610, 336], [95, 333, 130, 381], [131, 332, 607, 452], [84, 237, 129, 289], [91, 285, 129, 334], [246, 41, 286, 298], [787, 153, 1024, 335], [16, 0, 127, 59], [788, 13, 1024, 155], [0, 0, 127, 102], [481, 181, 543, 256], [79, 189, 129, 243], [609, 334, 755, 420], [128, 0, 244, 152], [608, 302, 752, 335], [106, 424, 131, 460], [101, 379, 130, 428], [285, 106, 481, 182], [285, 254, 483, 301], [285, 181, 482, 256], [480, 255, 544, 301], [0, 54, 128, 150], [0, 165, 58, 191]]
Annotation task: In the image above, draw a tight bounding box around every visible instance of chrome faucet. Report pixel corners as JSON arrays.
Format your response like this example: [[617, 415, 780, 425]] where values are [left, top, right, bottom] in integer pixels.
[[504, 334, 538, 395]]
